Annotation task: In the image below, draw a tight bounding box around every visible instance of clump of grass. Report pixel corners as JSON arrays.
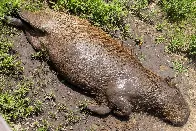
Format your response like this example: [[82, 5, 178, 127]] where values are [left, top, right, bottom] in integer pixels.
[[51, 0, 130, 37], [166, 36, 186, 53], [0, 0, 21, 19], [165, 26, 196, 56], [129, 0, 158, 24], [23, 0, 45, 12], [0, 38, 23, 75], [159, 0, 196, 22]]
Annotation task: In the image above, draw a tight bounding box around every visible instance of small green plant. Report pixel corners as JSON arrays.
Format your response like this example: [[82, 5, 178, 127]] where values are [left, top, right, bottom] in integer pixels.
[[57, 103, 69, 112], [78, 99, 91, 115], [166, 36, 185, 53], [44, 91, 56, 101], [36, 119, 50, 131], [57, 103, 81, 125], [56, 124, 65, 131], [157, 0, 195, 55], [155, 36, 165, 44], [31, 51, 44, 60], [130, 0, 149, 13], [138, 53, 146, 61], [189, 35, 196, 57], [64, 110, 81, 125], [48, 111, 57, 119], [156, 23, 164, 32], [129, 0, 158, 24], [172, 60, 187, 73]]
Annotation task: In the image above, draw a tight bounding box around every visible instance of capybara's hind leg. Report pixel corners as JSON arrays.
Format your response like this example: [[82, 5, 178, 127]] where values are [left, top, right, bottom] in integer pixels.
[[110, 96, 132, 117], [106, 85, 132, 117]]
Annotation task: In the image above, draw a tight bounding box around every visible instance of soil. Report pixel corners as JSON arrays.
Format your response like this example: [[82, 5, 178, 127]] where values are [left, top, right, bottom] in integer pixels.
[[6, 6, 196, 131]]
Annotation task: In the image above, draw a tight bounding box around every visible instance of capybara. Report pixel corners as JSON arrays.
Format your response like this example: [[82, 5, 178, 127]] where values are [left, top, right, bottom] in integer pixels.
[[5, 8, 190, 126]]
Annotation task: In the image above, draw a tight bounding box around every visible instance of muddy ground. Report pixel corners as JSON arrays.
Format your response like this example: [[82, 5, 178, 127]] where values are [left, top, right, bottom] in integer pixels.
[[7, 5, 196, 131]]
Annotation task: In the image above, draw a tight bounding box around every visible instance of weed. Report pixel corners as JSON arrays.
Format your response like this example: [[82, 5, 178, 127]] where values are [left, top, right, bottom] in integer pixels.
[[166, 32, 187, 53], [57, 103, 81, 125], [129, 0, 158, 24], [44, 91, 56, 101], [31, 51, 44, 60], [138, 53, 146, 61], [36, 119, 50, 131], [78, 99, 91, 115], [57, 103, 68, 112], [48, 111, 57, 120], [130, 0, 149, 13], [0, 39, 23, 75], [189, 35, 196, 57], [172, 60, 187, 73], [56, 124, 65, 131], [155, 36, 165, 44], [156, 23, 164, 32]]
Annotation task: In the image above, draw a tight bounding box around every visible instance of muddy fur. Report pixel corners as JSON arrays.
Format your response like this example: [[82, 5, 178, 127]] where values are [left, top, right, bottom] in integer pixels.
[[6, 8, 190, 126]]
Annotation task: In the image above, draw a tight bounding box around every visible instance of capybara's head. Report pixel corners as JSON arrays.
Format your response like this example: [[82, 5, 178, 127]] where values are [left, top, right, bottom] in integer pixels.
[[160, 82, 190, 126]]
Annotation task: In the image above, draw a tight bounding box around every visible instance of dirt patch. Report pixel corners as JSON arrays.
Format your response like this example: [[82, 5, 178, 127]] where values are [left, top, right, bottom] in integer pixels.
[[6, 9, 196, 131]]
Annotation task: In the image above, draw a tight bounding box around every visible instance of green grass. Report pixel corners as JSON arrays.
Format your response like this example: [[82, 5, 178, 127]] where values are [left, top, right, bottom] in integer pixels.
[[165, 23, 196, 56], [0, 37, 23, 75], [172, 60, 187, 73], [159, 0, 196, 56], [159, 0, 196, 22], [0, 75, 42, 124], [0, 0, 21, 19]]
